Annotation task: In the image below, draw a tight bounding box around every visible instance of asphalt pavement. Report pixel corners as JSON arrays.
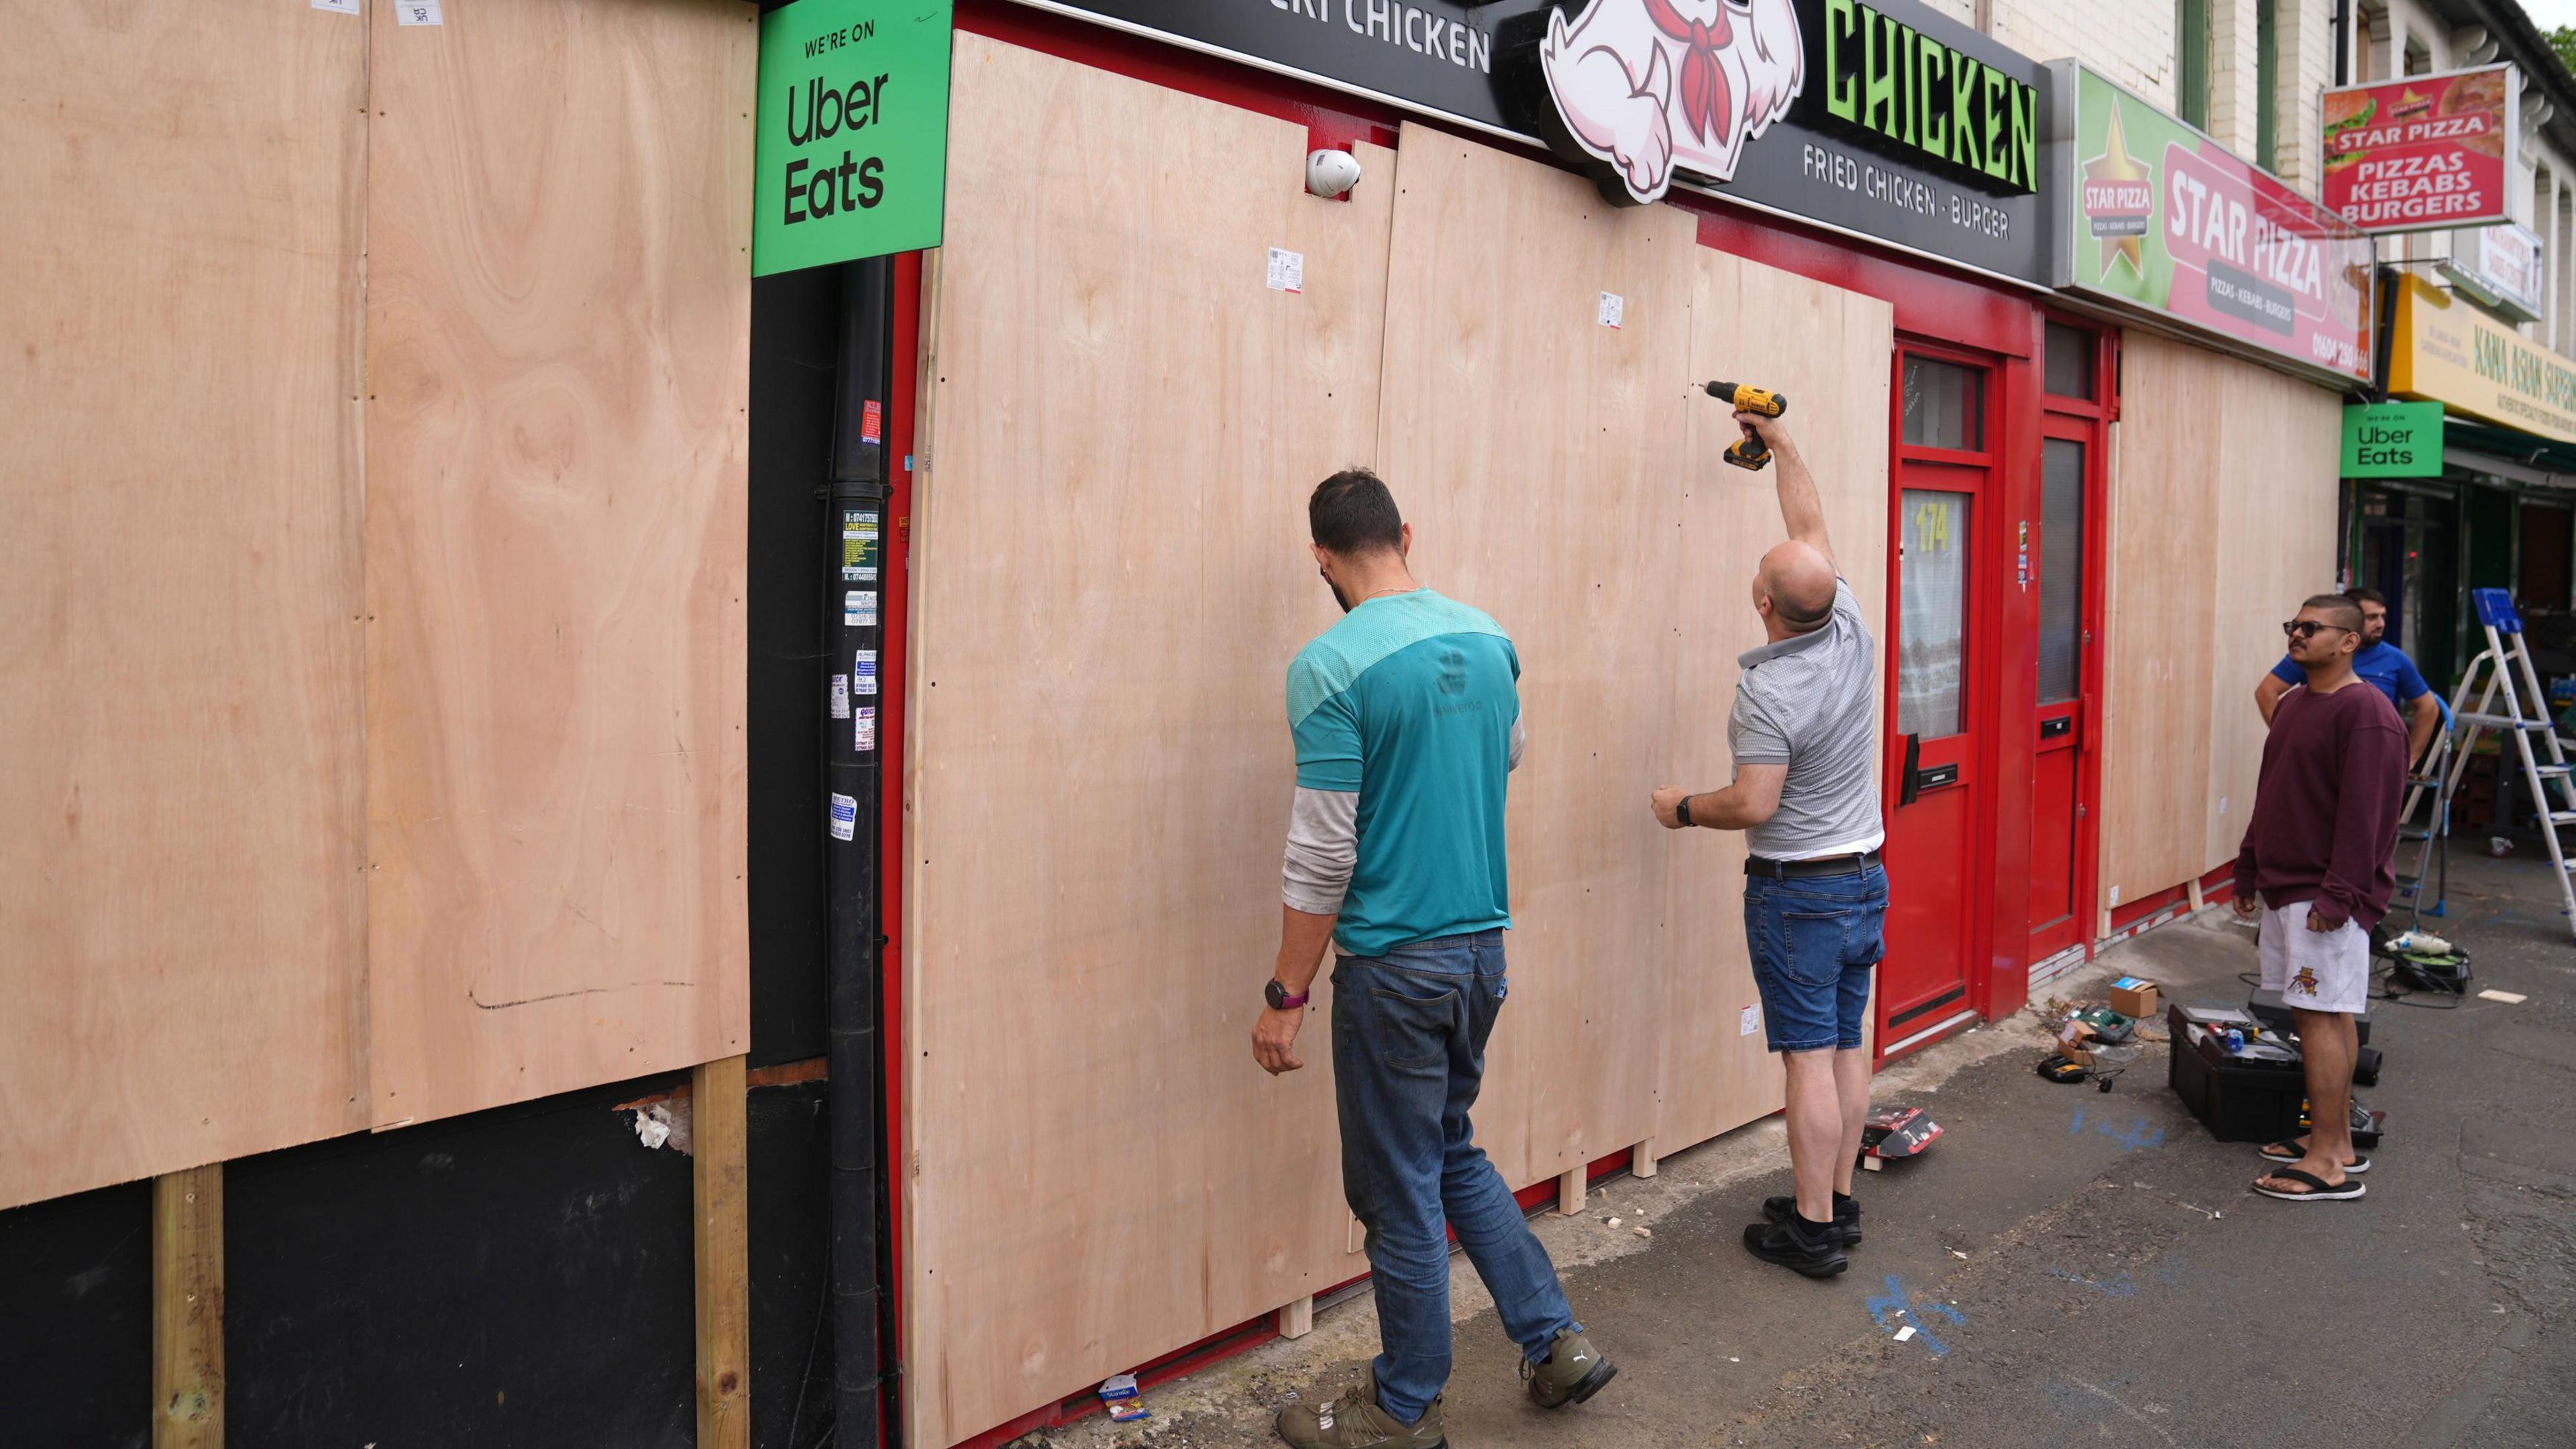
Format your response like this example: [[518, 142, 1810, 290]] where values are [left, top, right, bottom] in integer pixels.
[[1034, 849, 2576, 1449]]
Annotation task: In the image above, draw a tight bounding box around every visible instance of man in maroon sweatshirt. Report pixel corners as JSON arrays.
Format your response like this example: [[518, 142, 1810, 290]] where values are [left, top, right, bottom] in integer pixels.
[[2233, 594, 2406, 1203]]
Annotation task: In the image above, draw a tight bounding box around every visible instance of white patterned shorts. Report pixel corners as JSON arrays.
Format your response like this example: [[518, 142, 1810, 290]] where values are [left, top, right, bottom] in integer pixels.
[[2258, 901, 2371, 1016]]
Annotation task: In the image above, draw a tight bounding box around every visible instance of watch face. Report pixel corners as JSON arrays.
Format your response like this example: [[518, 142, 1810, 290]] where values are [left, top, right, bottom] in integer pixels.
[[1265, 979, 1289, 1010]]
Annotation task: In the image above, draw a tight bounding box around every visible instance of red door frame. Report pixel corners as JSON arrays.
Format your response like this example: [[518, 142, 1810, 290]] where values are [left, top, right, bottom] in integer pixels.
[[2027, 316, 2118, 965], [1878, 336, 2006, 1058], [896, 13, 2064, 1442]]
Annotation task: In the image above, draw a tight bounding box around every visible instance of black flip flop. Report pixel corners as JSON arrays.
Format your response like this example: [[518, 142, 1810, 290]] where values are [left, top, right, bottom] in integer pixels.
[[2257, 1142, 2369, 1174], [2253, 1167, 2366, 1202]]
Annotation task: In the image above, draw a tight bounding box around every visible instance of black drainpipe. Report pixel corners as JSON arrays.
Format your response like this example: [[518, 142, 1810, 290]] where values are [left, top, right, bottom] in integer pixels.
[[826, 254, 895, 1446]]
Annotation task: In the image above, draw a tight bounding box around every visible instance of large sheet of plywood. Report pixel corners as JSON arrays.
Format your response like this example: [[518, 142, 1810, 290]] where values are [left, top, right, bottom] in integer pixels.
[[2204, 368, 2343, 868], [1373, 129, 1700, 1189], [1656, 252, 1893, 1153], [362, 0, 755, 1128], [0, 3, 369, 1210], [2096, 333, 2222, 916], [903, 36, 1395, 1446]]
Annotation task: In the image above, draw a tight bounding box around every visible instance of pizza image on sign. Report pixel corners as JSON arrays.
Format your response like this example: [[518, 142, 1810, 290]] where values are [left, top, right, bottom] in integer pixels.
[[2319, 63, 2516, 233]]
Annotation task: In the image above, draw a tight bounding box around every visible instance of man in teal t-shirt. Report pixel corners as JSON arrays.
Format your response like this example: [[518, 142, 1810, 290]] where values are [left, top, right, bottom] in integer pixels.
[[1251, 469, 1613, 1448]]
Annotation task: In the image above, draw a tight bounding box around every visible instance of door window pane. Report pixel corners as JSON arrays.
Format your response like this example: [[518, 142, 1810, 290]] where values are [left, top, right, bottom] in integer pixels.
[[2043, 321, 2095, 399], [1901, 357, 1984, 450], [1898, 489, 1971, 739], [2039, 439, 2086, 703]]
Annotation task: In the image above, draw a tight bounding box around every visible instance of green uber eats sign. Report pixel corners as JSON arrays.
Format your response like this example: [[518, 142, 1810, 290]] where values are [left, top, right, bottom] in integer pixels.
[[2341, 401, 2444, 478], [754, 0, 952, 277]]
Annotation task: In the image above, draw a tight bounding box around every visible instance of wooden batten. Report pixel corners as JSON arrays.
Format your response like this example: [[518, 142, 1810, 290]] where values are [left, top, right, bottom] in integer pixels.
[[154, 1166, 225, 1449], [693, 1055, 751, 1448]]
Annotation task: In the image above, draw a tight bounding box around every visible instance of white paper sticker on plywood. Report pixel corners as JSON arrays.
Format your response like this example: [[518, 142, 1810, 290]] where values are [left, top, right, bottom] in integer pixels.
[[312, 0, 361, 13], [1598, 291, 1624, 328], [1739, 1004, 1762, 1036], [396, 1, 444, 24], [1267, 248, 1304, 294]]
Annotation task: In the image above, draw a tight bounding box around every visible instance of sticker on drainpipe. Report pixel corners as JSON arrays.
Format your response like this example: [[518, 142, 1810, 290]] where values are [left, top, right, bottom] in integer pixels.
[[828, 794, 857, 842]]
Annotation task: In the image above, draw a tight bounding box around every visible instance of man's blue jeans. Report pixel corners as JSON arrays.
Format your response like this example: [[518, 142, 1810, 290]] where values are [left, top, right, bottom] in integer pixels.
[[1331, 929, 1578, 1424]]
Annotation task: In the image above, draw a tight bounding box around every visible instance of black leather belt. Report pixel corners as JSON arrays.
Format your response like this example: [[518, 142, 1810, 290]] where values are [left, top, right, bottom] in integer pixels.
[[1744, 851, 1881, 879]]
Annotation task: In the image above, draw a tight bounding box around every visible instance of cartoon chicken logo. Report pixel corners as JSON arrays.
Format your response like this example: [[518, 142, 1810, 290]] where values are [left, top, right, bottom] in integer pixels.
[[1540, 0, 1806, 205]]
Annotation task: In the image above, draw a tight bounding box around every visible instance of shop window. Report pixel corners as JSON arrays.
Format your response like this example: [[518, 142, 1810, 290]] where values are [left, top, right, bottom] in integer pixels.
[[2043, 322, 2095, 400], [2176, 0, 2210, 128], [1899, 489, 1972, 739], [2039, 440, 2086, 704], [1902, 357, 1984, 450]]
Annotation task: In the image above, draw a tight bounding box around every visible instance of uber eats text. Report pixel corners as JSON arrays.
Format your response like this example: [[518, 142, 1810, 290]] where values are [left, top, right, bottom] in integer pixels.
[[782, 72, 894, 223]]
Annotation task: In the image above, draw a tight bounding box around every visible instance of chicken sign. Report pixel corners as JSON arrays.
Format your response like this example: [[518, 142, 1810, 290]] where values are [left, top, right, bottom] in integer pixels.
[[1540, 0, 1806, 204]]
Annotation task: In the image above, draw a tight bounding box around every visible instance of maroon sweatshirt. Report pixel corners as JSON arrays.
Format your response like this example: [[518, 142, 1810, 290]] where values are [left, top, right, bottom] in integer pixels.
[[2234, 678, 2408, 930]]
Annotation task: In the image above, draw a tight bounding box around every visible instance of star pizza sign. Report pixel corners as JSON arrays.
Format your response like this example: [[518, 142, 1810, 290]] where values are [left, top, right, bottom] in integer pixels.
[[2082, 104, 2153, 280]]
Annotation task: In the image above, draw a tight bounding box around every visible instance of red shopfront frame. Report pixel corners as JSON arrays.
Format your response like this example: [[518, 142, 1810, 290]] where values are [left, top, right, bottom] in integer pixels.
[[902, 6, 2061, 1440]]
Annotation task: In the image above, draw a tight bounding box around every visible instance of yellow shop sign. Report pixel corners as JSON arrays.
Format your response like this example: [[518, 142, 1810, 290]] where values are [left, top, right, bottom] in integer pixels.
[[2388, 272, 2576, 443]]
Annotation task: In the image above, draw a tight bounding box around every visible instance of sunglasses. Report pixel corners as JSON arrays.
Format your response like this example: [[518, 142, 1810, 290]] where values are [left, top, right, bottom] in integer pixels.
[[2282, 620, 2355, 641]]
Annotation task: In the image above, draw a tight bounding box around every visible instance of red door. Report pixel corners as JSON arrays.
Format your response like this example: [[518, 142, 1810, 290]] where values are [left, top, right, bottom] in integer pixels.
[[2026, 418, 2094, 957], [2028, 320, 2110, 963], [1879, 345, 1996, 1059]]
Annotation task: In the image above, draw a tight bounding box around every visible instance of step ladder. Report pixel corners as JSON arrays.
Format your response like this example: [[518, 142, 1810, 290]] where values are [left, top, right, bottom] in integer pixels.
[[2438, 588, 2576, 941], [2394, 729, 2452, 925]]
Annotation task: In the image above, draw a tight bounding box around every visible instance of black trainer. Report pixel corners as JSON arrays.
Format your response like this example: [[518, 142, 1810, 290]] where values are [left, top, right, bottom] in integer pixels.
[[1762, 1193, 1861, 1245], [1742, 1212, 1849, 1278]]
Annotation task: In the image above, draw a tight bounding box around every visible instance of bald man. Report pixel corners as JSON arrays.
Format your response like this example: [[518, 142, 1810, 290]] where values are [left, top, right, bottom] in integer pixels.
[[1650, 408, 1886, 1281]]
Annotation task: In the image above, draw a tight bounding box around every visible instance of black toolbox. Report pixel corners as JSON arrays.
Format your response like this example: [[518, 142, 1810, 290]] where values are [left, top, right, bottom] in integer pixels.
[[2169, 1004, 2307, 1142]]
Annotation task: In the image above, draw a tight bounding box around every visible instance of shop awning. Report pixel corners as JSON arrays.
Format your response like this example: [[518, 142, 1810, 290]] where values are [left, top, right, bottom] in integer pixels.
[[2445, 416, 2576, 488]]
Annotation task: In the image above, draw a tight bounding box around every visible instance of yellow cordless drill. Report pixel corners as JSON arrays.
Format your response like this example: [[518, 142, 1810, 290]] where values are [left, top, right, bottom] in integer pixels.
[[1705, 380, 1788, 470]]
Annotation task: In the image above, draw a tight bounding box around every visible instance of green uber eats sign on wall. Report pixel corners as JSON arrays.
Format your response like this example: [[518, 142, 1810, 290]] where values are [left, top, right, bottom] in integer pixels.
[[754, 0, 952, 277], [2341, 401, 2444, 478]]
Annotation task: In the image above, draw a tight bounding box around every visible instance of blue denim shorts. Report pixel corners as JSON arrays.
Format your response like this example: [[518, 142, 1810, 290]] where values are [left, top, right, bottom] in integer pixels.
[[1743, 864, 1888, 1053]]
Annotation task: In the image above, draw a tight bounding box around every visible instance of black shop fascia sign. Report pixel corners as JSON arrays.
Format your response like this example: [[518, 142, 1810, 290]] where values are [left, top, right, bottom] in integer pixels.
[[1006, 0, 2049, 286]]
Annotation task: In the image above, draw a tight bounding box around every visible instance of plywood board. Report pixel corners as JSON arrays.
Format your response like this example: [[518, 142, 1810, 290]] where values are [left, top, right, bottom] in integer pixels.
[[902, 36, 1395, 1447], [2203, 366, 2343, 869], [362, 0, 755, 1128], [1656, 251, 1894, 1153], [0, 3, 369, 1210], [2096, 333, 2221, 916], [1371, 128, 1700, 1188]]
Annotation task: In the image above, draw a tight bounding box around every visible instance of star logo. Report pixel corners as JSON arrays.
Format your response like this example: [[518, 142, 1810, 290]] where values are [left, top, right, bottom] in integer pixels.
[[2081, 104, 2154, 280]]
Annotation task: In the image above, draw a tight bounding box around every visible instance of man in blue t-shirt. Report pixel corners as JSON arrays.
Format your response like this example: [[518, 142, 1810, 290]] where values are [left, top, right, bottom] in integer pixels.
[[2257, 587, 2441, 769], [1252, 469, 1613, 1448]]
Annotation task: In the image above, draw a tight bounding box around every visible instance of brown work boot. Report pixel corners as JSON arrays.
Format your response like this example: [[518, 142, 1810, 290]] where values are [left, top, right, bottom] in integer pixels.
[[1274, 1368, 1446, 1448], [1522, 1326, 1618, 1408]]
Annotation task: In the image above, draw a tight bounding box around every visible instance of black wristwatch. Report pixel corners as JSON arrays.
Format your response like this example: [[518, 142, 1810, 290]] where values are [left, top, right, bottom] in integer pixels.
[[1265, 979, 1310, 1010], [1676, 795, 1695, 828]]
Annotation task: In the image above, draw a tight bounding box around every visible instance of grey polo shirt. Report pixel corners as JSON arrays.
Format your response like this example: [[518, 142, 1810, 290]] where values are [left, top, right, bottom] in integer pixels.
[[1728, 579, 1886, 861]]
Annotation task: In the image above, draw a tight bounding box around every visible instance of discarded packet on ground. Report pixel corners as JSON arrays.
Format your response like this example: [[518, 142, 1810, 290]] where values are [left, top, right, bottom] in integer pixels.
[[1099, 1371, 1149, 1422]]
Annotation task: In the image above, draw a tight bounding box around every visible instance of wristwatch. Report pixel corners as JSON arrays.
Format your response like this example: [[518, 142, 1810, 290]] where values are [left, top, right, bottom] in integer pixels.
[[1265, 979, 1309, 1010], [1676, 795, 1695, 828]]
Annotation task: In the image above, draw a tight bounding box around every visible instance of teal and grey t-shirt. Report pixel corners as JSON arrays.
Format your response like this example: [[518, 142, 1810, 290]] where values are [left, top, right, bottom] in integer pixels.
[[1283, 590, 1519, 956]]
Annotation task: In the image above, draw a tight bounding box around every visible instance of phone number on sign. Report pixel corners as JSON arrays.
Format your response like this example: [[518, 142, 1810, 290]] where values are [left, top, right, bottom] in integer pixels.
[[2310, 332, 2365, 373]]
